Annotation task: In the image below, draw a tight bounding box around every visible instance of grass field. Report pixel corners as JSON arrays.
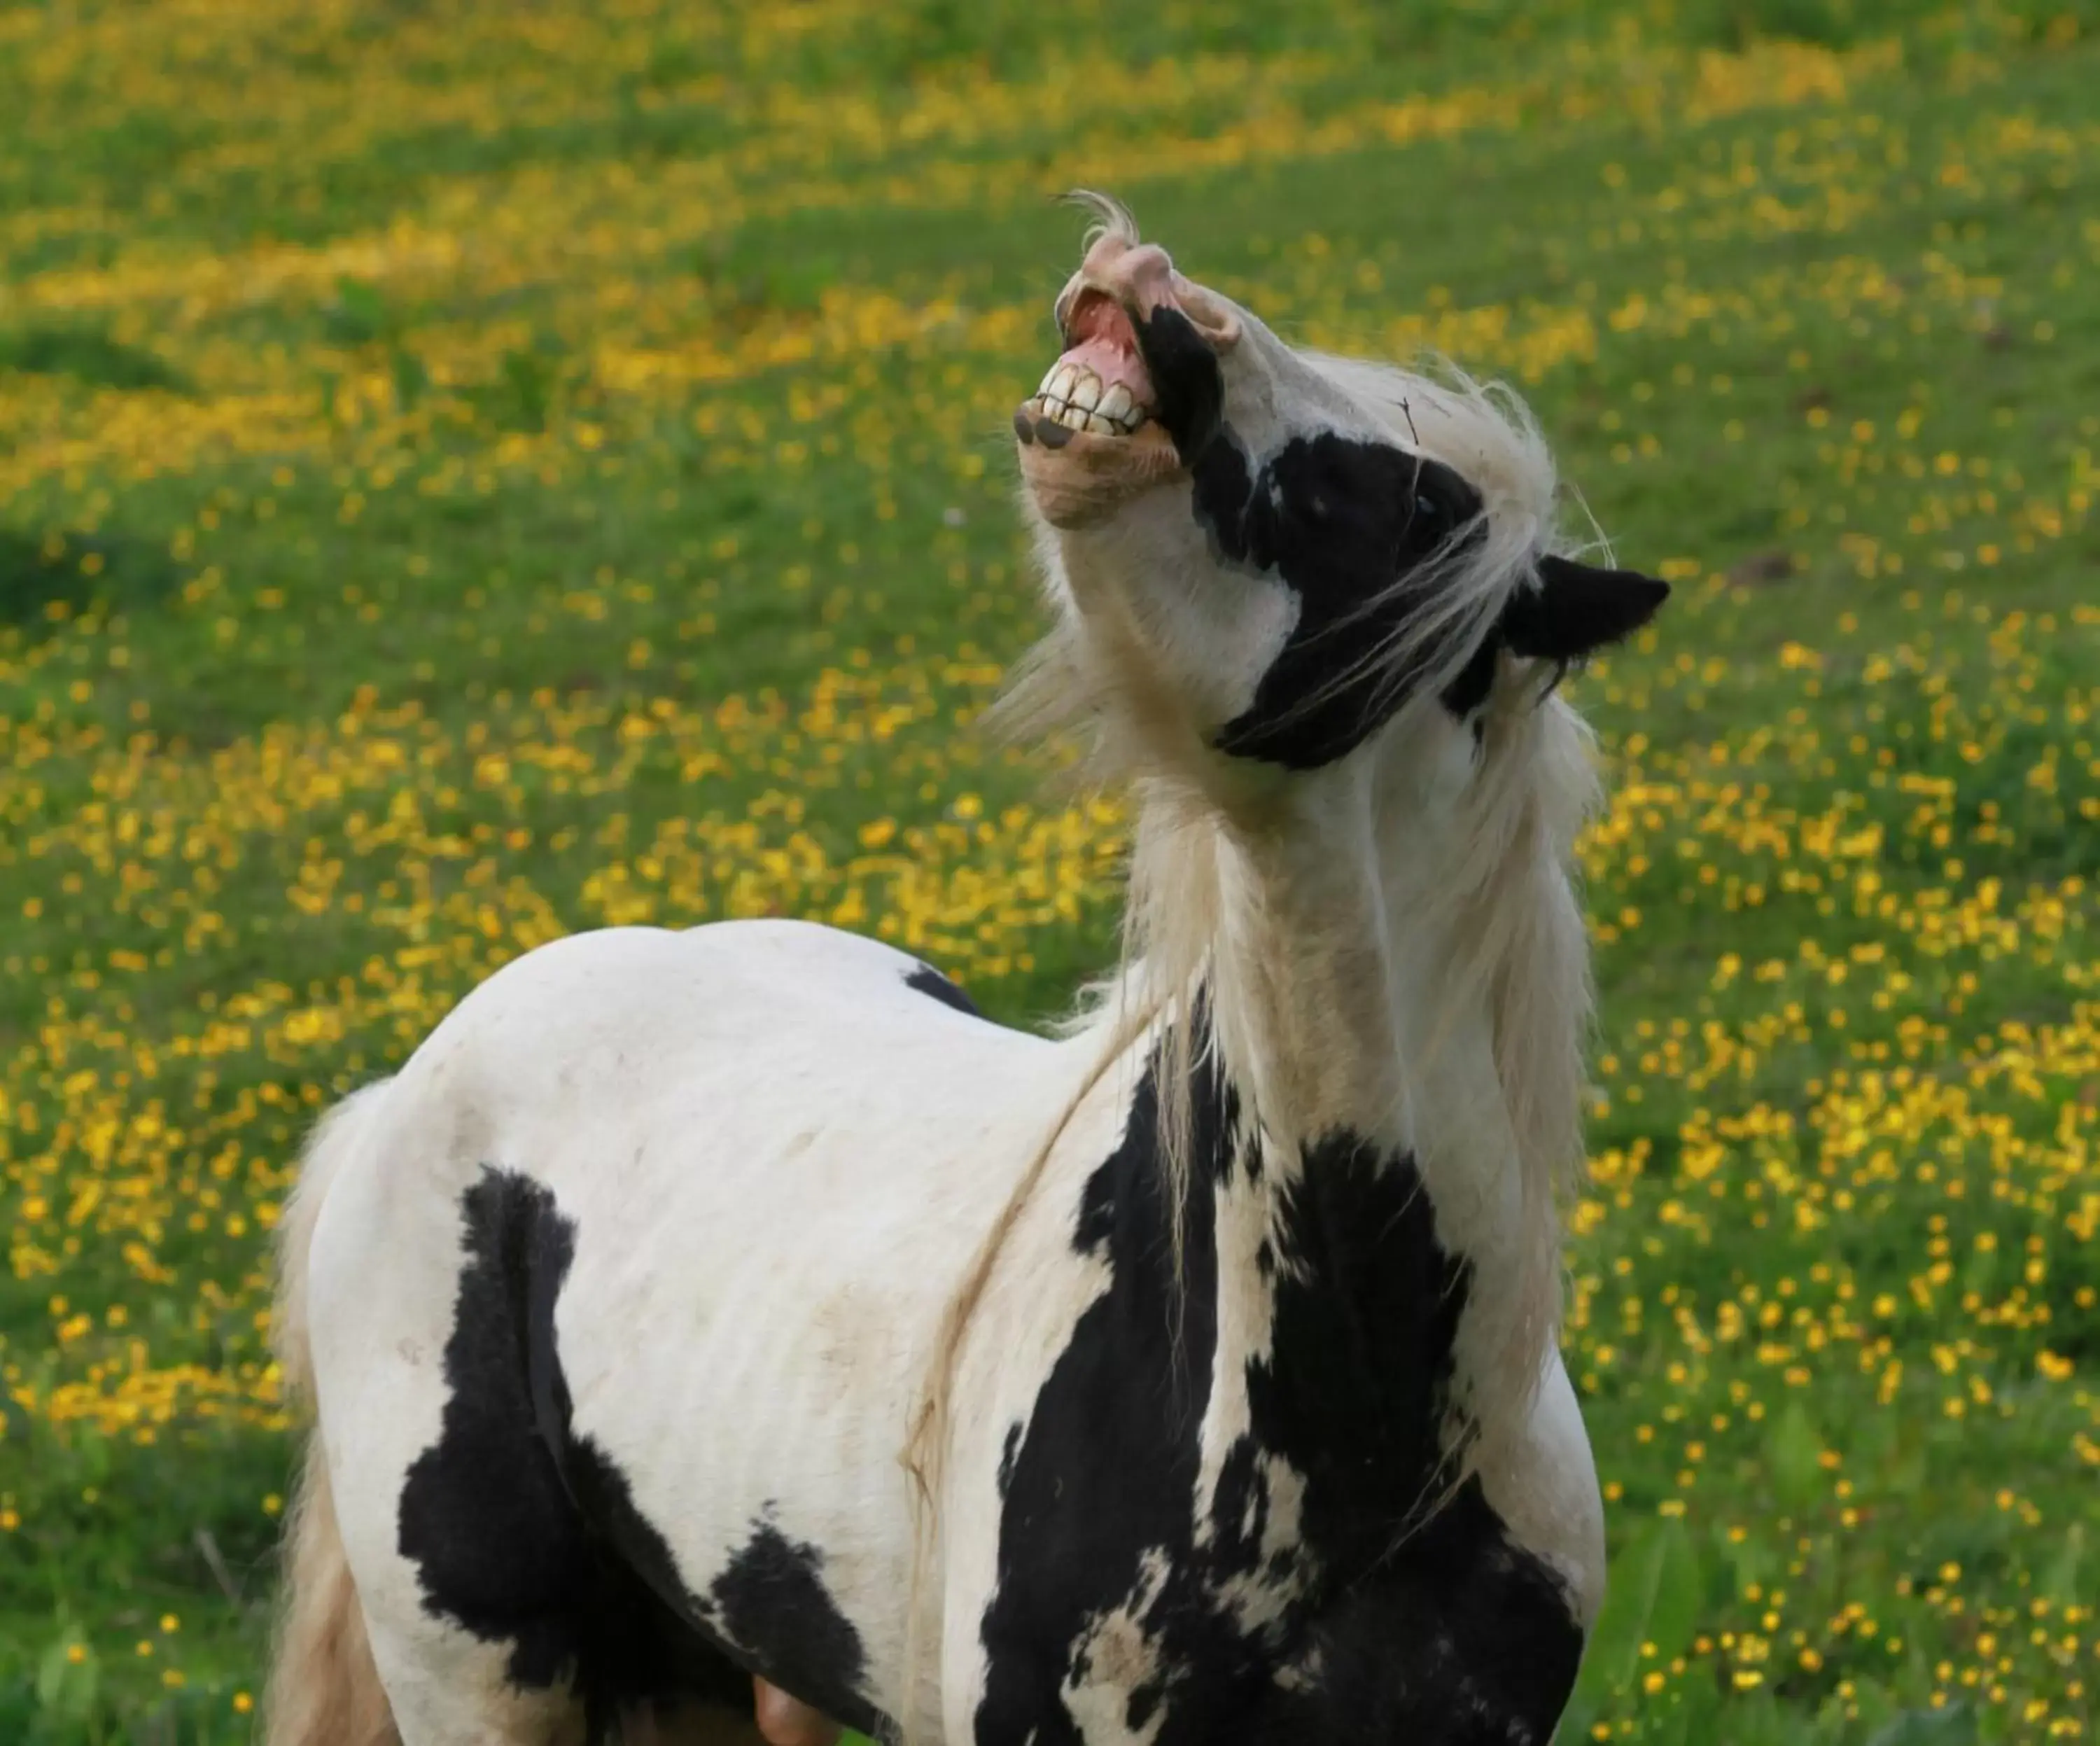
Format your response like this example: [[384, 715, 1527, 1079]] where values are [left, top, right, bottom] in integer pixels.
[[2, 0, 2097, 1740]]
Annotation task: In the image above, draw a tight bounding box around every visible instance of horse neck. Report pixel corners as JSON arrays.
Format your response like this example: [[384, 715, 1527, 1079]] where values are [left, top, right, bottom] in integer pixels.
[[1204, 774, 1519, 1229], [1126, 760, 1557, 1437]]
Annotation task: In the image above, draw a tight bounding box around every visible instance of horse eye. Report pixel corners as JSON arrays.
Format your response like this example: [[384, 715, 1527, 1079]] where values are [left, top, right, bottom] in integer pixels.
[[1415, 492, 1443, 522]]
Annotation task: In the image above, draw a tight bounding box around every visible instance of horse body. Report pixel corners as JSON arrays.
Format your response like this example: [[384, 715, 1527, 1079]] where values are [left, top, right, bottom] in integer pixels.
[[270, 197, 1667, 1746], [301, 907, 1601, 1746]]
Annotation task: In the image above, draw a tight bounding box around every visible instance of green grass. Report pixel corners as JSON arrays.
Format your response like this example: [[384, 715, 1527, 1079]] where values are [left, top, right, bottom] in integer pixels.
[[1, 1, 2096, 1739]]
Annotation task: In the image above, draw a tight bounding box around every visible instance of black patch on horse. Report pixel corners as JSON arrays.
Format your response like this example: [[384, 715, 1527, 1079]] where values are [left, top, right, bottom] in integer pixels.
[[1132, 305, 1226, 466], [976, 1015, 1583, 1746], [1191, 426, 1488, 769], [710, 1516, 875, 1734], [397, 1171, 606, 1693], [398, 1168, 886, 1742], [1233, 1136, 1583, 1742], [1240, 1479, 1585, 1746], [974, 1030, 1236, 1746], [1133, 298, 1667, 760], [905, 961, 982, 1017]]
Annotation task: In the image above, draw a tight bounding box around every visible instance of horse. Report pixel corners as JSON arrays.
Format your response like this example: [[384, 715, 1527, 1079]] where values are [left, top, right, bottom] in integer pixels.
[[265, 193, 1668, 1746]]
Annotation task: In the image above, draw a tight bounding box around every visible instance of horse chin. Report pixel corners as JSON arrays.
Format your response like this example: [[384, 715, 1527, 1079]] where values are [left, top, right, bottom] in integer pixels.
[[1014, 412, 1182, 530]]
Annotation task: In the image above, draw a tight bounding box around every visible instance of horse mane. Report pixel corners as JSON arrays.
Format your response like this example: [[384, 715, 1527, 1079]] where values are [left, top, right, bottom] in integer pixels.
[[899, 313, 1604, 1743]]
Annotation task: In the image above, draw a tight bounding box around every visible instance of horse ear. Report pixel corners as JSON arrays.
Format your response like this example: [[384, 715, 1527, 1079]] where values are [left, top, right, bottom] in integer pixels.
[[1502, 556, 1670, 662]]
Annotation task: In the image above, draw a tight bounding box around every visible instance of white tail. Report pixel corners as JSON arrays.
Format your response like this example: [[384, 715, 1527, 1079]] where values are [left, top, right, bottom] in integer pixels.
[[265, 1085, 402, 1746]]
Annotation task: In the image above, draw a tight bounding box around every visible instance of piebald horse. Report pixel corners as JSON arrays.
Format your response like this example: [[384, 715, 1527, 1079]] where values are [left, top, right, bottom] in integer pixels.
[[267, 196, 1667, 1746]]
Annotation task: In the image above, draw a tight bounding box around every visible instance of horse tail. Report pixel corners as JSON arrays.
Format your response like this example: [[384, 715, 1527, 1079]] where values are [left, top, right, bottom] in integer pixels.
[[265, 1084, 402, 1746]]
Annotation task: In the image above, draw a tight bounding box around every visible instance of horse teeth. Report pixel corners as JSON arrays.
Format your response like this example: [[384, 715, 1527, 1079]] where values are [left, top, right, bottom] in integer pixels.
[[1021, 382, 1146, 438], [1040, 363, 1078, 403]]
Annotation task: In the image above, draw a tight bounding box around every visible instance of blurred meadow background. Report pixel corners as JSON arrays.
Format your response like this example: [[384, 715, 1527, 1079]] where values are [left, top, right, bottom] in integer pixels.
[[1, 0, 2097, 1739]]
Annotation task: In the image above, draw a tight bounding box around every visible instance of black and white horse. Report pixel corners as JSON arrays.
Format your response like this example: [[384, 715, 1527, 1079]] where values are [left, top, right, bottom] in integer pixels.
[[267, 196, 1667, 1746]]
